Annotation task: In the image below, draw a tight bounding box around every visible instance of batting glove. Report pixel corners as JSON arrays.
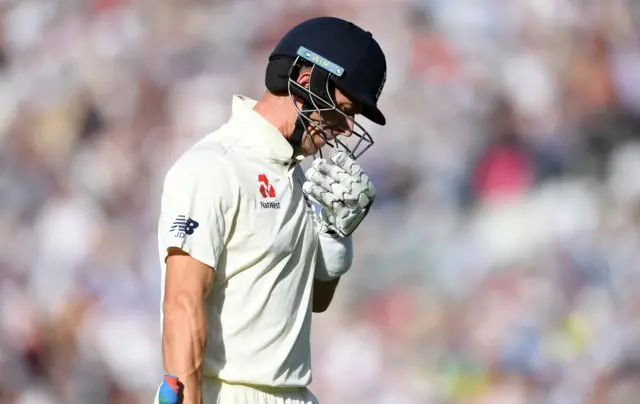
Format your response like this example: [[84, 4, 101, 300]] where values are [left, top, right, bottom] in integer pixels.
[[158, 375, 182, 404], [302, 149, 375, 237]]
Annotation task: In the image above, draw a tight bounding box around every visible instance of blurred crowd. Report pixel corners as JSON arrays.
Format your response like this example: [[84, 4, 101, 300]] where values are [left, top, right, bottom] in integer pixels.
[[2, 0, 640, 403]]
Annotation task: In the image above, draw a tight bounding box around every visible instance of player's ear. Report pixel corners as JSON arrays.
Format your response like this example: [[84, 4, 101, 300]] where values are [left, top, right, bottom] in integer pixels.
[[296, 70, 311, 89]]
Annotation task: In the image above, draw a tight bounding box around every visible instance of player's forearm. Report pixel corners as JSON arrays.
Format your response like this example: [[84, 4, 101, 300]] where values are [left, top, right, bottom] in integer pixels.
[[313, 278, 340, 312], [162, 294, 208, 404]]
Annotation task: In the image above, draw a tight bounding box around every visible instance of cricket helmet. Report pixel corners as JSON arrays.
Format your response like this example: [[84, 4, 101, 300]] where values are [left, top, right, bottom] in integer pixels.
[[265, 16, 387, 159]]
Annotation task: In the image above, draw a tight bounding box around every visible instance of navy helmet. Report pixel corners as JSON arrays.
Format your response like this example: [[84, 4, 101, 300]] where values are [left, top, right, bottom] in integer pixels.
[[265, 16, 387, 159]]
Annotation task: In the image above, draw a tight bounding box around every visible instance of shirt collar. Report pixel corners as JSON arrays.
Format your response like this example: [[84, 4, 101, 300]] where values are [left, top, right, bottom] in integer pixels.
[[228, 95, 301, 163]]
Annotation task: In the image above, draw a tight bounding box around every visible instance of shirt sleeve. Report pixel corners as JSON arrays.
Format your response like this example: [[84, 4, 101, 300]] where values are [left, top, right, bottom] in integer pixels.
[[158, 158, 236, 269]]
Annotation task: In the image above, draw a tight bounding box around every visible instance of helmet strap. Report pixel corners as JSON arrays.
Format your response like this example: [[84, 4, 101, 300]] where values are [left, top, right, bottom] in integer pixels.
[[290, 108, 310, 147]]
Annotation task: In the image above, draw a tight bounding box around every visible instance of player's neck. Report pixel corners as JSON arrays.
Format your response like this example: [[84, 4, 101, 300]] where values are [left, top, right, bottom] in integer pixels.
[[253, 92, 298, 141]]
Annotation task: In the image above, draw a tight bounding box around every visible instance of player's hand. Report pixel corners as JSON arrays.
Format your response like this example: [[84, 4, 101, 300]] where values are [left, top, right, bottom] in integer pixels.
[[302, 149, 375, 237], [158, 375, 183, 404]]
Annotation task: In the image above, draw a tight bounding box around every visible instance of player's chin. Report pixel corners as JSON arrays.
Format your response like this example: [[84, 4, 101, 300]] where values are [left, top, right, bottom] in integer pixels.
[[303, 145, 321, 157], [301, 134, 325, 156], [313, 135, 326, 151]]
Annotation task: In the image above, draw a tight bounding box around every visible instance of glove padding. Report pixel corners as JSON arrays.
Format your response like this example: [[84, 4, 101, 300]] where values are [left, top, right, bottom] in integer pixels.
[[302, 149, 375, 237]]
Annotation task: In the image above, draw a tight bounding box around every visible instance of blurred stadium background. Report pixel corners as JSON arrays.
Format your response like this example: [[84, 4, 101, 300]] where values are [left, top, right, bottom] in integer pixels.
[[2, 0, 640, 403]]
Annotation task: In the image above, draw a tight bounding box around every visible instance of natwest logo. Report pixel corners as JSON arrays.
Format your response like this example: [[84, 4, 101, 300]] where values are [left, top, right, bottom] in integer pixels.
[[258, 174, 280, 209], [258, 174, 276, 198]]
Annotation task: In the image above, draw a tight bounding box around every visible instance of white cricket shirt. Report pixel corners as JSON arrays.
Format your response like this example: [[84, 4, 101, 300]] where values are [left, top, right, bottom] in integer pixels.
[[158, 95, 321, 387]]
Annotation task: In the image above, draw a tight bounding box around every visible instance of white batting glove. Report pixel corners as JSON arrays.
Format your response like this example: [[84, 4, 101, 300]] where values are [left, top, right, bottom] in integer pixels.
[[302, 149, 376, 237]]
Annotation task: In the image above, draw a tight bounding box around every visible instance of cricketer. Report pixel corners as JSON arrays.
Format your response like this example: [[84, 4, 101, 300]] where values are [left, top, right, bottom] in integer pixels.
[[156, 16, 387, 404]]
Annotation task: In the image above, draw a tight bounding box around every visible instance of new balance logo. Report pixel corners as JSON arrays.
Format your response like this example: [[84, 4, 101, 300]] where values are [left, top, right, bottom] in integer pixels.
[[170, 215, 199, 238], [258, 174, 280, 209]]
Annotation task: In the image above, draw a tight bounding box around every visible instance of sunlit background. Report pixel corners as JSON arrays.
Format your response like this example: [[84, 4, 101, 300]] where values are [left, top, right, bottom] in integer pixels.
[[2, 0, 640, 403]]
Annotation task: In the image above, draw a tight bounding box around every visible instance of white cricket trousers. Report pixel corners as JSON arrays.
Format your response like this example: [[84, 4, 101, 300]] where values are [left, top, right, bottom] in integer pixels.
[[154, 377, 320, 404]]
